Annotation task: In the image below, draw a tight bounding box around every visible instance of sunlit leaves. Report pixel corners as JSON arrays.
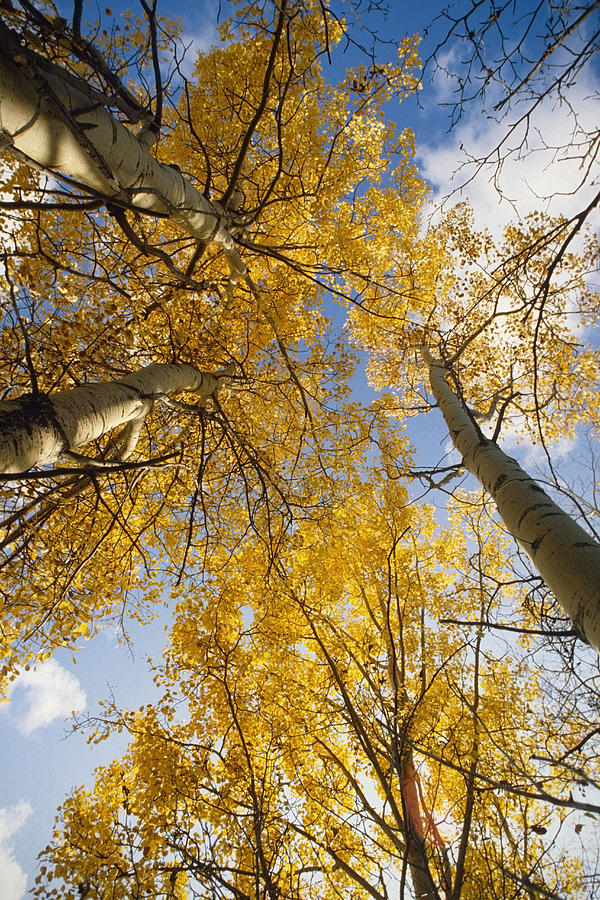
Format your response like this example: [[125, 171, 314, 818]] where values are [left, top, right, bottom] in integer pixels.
[[36, 466, 589, 899], [0, 0, 426, 678]]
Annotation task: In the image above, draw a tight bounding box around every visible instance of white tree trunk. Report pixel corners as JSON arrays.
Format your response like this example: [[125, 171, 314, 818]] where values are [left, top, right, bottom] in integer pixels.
[[421, 347, 600, 653], [0, 363, 230, 474], [0, 23, 246, 283]]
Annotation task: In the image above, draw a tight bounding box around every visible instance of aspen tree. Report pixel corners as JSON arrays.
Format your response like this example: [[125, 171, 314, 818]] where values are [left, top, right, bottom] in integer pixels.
[[0, 19, 248, 286], [0, 362, 233, 473], [421, 347, 600, 653], [0, 0, 424, 682], [37, 467, 587, 899]]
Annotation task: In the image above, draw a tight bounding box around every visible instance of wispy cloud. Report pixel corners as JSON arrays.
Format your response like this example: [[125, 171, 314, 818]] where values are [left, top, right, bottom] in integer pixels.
[[0, 801, 32, 900], [176, 0, 222, 80], [9, 659, 86, 736], [418, 69, 600, 232], [177, 28, 219, 78], [417, 63, 600, 441], [498, 420, 577, 467]]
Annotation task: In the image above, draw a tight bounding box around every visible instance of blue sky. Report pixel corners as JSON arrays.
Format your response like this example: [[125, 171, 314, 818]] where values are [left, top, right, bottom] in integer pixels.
[[1, 0, 599, 896]]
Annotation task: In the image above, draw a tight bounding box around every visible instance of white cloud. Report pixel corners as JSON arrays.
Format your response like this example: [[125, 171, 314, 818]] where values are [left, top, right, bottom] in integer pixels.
[[178, 28, 220, 74], [419, 70, 600, 233], [500, 420, 577, 467], [417, 64, 600, 435], [9, 659, 86, 736], [0, 801, 32, 900], [176, 0, 222, 80]]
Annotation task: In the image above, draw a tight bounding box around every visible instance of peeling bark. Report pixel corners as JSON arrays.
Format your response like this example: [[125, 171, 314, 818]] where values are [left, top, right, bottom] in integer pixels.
[[0, 363, 231, 474], [422, 347, 600, 653]]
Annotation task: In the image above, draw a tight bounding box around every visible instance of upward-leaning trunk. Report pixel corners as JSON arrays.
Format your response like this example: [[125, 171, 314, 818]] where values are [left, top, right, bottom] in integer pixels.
[[421, 347, 600, 653], [372, 586, 445, 900], [0, 362, 230, 474], [0, 21, 246, 283]]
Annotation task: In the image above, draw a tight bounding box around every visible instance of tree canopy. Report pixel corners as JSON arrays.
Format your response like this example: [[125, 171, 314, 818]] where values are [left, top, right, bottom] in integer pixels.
[[1, 0, 599, 897]]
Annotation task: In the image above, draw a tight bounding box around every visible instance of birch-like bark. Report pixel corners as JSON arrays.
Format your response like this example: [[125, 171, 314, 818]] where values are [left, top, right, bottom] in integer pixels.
[[0, 21, 247, 283], [0, 363, 231, 474], [421, 347, 600, 653]]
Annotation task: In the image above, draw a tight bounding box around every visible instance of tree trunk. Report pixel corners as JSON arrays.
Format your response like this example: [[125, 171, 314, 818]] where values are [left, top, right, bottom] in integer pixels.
[[0, 363, 230, 474], [406, 851, 443, 900], [421, 347, 600, 652], [0, 21, 246, 283]]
